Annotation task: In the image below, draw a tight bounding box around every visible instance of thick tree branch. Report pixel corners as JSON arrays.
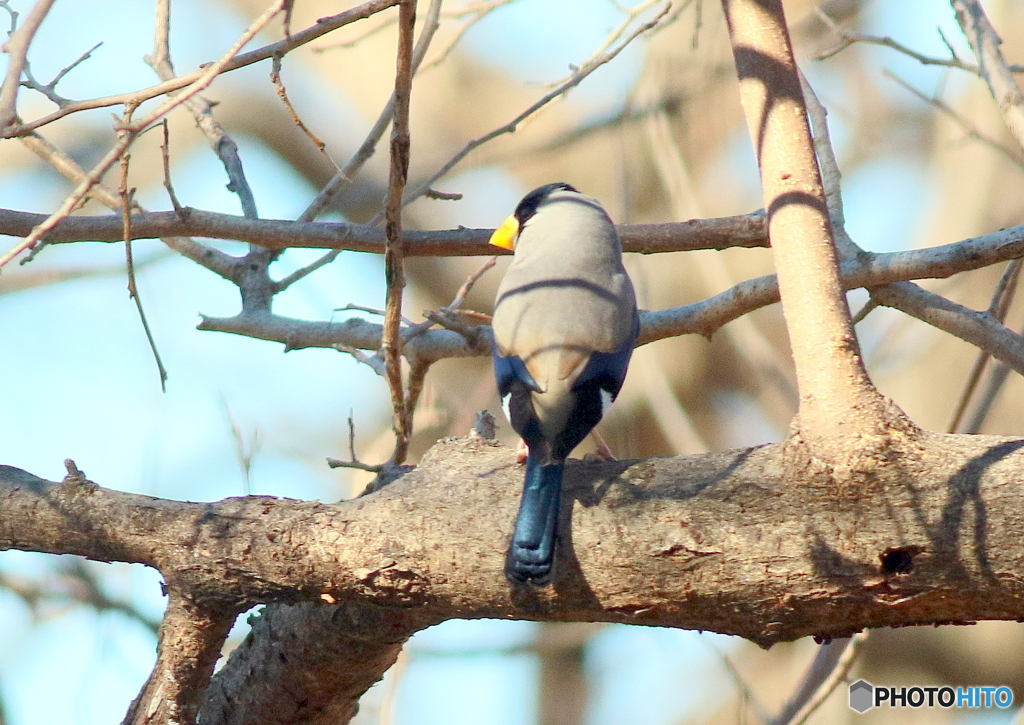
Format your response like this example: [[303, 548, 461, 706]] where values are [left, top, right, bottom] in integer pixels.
[[721, 0, 901, 450], [2, 429, 1024, 664]]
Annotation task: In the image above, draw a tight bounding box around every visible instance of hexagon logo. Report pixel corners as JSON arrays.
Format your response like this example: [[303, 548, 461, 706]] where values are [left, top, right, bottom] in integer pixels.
[[849, 679, 874, 713]]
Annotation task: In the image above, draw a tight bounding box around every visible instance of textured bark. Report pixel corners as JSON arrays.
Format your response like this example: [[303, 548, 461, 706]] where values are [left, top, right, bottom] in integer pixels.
[[199, 602, 413, 725], [124, 597, 235, 725], [5, 430, 1024, 639]]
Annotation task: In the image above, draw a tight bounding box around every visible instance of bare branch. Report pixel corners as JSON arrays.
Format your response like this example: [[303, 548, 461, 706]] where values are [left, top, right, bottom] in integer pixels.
[[817, 25, 978, 73], [146, 0, 259, 220], [871, 281, 1024, 376], [721, 0, 906, 450], [0, 206, 770, 255], [400, 1, 675, 209], [300, 0, 442, 223], [6, 432, 1024, 649], [0, 561, 159, 633], [952, 0, 1024, 151], [0, 0, 55, 130], [123, 596, 235, 725], [2, 0, 402, 138], [18, 133, 239, 280], [0, 0, 286, 268], [948, 259, 1023, 432], [19, 40, 102, 107], [381, 0, 416, 466], [326, 412, 384, 473], [773, 632, 869, 725], [885, 70, 1024, 171], [962, 353, 1016, 435], [119, 122, 169, 392]]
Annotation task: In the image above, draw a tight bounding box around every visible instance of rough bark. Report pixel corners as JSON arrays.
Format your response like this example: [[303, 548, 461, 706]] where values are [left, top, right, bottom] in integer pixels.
[[5, 430, 1024, 641]]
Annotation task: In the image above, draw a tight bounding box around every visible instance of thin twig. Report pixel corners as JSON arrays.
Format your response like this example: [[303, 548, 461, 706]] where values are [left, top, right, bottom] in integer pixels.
[[147, 0, 260, 220], [20, 40, 102, 107], [334, 343, 388, 375], [0, 0, 56, 130], [702, 638, 770, 724], [0, 0, 286, 268], [273, 249, 343, 291], [544, 0, 675, 90], [326, 411, 384, 472], [159, 120, 184, 213], [447, 255, 496, 310], [119, 113, 168, 392], [18, 131, 238, 280], [817, 26, 979, 73], [3, 0, 401, 138], [885, 70, 1024, 171], [948, 258, 1023, 432], [270, 54, 329, 156], [273, 0, 443, 294], [404, 255, 497, 344], [952, 0, 1024, 151], [399, 1, 675, 210], [299, 0, 442, 224], [420, 0, 518, 70], [382, 0, 417, 466], [775, 631, 869, 725]]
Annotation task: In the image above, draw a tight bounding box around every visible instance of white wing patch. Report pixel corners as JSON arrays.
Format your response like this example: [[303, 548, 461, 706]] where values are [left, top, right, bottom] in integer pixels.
[[501, 393, 513, 424], [600, 389, 615, 417]]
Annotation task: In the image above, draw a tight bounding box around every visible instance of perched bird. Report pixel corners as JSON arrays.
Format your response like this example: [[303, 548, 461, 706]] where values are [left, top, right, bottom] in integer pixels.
[[490, 183, 638, 585]]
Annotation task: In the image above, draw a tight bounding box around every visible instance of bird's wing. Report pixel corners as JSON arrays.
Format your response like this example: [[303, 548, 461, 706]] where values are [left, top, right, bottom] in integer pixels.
[[571, 310, 639, 400]]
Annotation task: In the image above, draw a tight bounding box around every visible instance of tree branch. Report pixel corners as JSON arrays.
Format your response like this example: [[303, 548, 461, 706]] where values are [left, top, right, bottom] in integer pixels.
[[952, 0, 1024, 151], [3, 430, 1024, 646], [299, 0, 442, 224], [0, 206, 769, 255], [122, 595, 235, 725], [721, 0, 910, 457], [871, 281, 1024, 376], [0, 0, 287, 268], [381, 0, 416, 466], [0, 0, 55, 130], [199, 601, 412, 725], [1, 0, 402, 138]]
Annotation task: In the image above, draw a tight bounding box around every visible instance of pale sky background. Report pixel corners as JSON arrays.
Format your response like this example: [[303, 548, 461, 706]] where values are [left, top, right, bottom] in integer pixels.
[[0, 0, 995, 724]]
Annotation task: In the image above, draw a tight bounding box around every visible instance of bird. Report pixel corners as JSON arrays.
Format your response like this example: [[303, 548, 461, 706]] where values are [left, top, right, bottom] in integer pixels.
[[489, 182, 638, 585]]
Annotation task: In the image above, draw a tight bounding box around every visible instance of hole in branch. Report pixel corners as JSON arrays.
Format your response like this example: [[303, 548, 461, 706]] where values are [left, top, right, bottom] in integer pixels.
[[880, 545, 924, 575]]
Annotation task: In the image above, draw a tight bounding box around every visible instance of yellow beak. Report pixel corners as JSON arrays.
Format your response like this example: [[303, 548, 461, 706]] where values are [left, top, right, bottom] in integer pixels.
[[489, 215, 519, 250]]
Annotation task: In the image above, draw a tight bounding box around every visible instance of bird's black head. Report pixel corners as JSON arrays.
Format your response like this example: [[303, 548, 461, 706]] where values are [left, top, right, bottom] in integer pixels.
[[514, 182, 578, 226]]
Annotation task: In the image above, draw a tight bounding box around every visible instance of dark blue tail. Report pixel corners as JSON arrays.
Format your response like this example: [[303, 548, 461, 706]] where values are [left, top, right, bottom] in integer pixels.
[[505, 458, 564, 585]]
